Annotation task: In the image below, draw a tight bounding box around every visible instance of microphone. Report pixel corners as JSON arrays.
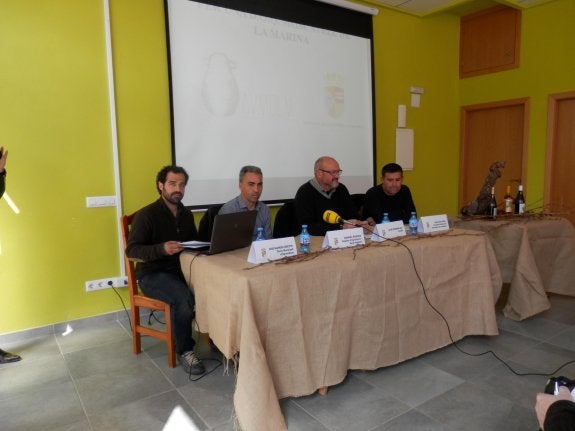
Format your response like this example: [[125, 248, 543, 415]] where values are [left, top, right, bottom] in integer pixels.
[[323, 210, 354, 226]]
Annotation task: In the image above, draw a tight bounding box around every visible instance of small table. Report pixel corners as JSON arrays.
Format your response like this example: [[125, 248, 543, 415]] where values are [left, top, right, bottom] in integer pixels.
[[452, 216, 575, 320], [181, 229, 502, 431]]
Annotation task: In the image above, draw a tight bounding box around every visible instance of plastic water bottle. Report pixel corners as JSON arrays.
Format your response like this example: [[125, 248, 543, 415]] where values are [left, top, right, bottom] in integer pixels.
[[381, 212, 390, 224], [409, 212, 418, 236], [299, 225, 310, 254], [255, 227, 265, 241]]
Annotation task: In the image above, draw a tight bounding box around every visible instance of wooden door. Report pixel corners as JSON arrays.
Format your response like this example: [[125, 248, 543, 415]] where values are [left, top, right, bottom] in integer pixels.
[[546, 91, 575, 226], [459, 99, 529, 210]]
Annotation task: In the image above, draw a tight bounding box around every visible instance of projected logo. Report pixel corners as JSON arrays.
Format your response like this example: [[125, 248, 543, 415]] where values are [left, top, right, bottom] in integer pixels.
[[202, 53, 239, 117], [324, 73, 345, 119]]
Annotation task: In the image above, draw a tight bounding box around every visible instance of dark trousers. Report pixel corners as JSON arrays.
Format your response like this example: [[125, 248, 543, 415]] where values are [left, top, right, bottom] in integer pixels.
[[138, 272, 195, 354]]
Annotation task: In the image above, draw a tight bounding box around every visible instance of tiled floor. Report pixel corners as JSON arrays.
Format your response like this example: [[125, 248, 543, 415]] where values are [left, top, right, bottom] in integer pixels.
[[1, 291, 574, 431]]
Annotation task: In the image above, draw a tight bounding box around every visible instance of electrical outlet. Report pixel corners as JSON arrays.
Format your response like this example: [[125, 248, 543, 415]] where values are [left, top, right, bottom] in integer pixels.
[[85, 276, 128, 292], [86, 196, 117, 208]]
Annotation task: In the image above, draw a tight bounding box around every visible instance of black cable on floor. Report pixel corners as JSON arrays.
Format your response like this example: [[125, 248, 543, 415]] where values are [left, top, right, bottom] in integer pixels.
[[373, 228, 575, 377]]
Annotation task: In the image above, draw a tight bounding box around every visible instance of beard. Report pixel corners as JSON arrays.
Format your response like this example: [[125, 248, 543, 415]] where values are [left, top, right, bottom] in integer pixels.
[[162, 190, 183, 205]]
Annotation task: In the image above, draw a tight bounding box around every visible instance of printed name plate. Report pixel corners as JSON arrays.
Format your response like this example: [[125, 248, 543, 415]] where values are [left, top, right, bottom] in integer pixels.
[[322, 227, 365, 249], [371, 220, 406, 242], [248, 237, 297, 264], [419, 214, 450, 233]]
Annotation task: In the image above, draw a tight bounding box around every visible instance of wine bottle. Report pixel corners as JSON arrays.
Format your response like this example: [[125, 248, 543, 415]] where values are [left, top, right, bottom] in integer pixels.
[[488, 186, 497, 219], [515, 184, 526, 215], [504, 185, 514, 214]]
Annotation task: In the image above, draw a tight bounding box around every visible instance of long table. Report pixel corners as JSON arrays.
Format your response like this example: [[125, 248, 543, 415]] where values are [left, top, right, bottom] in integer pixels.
[[453, 216, 575, 320], [181, 229, 502, 431]]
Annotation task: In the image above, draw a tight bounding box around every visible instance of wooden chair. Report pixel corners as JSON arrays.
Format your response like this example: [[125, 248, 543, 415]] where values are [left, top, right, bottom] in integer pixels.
[[121, 214, 176, 368]]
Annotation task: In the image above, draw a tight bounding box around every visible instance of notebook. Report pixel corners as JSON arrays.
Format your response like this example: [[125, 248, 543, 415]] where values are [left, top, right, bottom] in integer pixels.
[[182, 210, 257, 255]]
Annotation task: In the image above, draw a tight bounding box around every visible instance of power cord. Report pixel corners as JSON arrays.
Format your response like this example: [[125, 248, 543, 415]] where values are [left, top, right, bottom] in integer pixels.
[[370, 226, 575, 377], [108, 280, 133, 332]]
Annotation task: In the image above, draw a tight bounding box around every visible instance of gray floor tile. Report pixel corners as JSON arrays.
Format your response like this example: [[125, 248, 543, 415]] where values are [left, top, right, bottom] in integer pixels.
[[292, 374, 410, 431], [56, 320, 130, 354], [352, 358, 464, 407], [0, 352, 71, 401], [73, 361, 173, 415], [419, 343, 503, 381], [281, 399, 330, 431], [496, 314, 571, 342], [0, 334, 62, 364], [65, 339, 150, 379], [89, 389, 207, 431], [538, 299, 575, 325], [177, 366, 236, 428], [546, 326, 575, 352], [211, 419, 238, 431], [454, 329, 540, 359], [372, 409, 451, 431], [467, 359, 548, 410], [507, 341, 575, 375], [1, 292, 573, 430], [417, 381, 538, 431], [46, 419, 92, 431], [0, 381, 85, 431]]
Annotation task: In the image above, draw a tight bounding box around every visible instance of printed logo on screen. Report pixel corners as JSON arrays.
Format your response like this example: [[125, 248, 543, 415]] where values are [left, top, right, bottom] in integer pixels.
[[324, 73, 344, 119], [202, 53, 239, 117]]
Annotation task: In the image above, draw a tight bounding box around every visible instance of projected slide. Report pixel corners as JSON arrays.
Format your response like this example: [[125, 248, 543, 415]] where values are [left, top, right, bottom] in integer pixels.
[[166, 0, 374, 206]]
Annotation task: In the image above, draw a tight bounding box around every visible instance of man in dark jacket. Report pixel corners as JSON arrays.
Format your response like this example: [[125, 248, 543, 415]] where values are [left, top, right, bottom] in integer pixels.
[[126, 165, 204, 375]]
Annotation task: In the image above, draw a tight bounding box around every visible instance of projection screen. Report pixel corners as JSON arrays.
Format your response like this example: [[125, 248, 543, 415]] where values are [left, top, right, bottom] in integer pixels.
[[165, 0, 376, 207]]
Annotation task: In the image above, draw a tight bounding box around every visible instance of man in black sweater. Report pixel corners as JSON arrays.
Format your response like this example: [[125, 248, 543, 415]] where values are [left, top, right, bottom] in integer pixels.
[[294, 156, 368, 236], [126, 165, 205, 375], [363, 162, 416, 224]]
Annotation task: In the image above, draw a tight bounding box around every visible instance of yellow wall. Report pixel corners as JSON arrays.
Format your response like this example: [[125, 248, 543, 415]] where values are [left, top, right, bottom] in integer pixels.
[[459, 0, 575, 208], [372, 10, 460, 216], [0, 0, 572, 334]]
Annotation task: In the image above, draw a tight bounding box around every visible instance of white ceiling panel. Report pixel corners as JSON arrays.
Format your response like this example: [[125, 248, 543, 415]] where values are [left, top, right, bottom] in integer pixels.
[[363, 0, 558, 16]]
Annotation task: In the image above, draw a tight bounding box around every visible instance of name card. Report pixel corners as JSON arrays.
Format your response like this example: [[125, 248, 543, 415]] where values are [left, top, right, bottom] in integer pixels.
[[419, 214, 450, 233], [248, 237, 297, 264], [371, 220, 406, 242], [322, 227, 365, 249]]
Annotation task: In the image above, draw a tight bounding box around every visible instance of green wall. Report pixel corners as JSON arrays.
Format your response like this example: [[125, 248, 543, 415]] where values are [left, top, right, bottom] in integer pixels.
[[459, 0, 575, 208], [0, 0, 572, 334]]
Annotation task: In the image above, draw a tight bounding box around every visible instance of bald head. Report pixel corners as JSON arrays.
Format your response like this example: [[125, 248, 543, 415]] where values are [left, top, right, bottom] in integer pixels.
[[314, 156, 342, 192]]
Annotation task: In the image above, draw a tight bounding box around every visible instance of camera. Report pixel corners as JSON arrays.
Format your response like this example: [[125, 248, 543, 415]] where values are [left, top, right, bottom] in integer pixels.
[[544, 376, 575, 395]]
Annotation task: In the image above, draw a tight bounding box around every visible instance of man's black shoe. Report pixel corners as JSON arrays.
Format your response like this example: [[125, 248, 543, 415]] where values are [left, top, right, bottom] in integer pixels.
[[0, 348, 22, 364], [179, 350, 205, 375]]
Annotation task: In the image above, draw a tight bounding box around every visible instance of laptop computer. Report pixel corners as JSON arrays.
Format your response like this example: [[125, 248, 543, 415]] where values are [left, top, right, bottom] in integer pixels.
[[182, 210, 257, 255]]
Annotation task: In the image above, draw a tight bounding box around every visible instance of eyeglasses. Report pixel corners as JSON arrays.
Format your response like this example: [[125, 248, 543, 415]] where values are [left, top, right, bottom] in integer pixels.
[[318, 168, 343, 176]]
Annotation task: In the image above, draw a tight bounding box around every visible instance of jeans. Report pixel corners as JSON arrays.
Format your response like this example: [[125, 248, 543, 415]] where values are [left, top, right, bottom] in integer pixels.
[[138, 272, 195, 354]]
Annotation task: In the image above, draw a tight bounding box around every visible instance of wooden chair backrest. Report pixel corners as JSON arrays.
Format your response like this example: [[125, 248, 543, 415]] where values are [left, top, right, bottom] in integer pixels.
[[120, 213, 139, 298]]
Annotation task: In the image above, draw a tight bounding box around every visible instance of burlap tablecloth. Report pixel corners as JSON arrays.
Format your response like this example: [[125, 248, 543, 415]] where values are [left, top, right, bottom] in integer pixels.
[[453, 216, 575, 320], [181, 229, 502, 431]]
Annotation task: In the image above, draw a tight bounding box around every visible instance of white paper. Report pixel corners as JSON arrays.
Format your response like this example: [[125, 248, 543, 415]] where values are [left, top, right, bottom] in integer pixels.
[[396, 128, 414, 170], [322, 227, 365, 249], [397, 104, 406, 128], [180, 240, 211, 249], [371, 220, 406, 242], [247, 237, 297, 264], [419, 214, 450, 233]]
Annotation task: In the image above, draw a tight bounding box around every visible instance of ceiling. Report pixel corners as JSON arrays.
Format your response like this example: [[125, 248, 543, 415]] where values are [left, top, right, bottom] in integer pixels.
[[363, 0, 558, 17]]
